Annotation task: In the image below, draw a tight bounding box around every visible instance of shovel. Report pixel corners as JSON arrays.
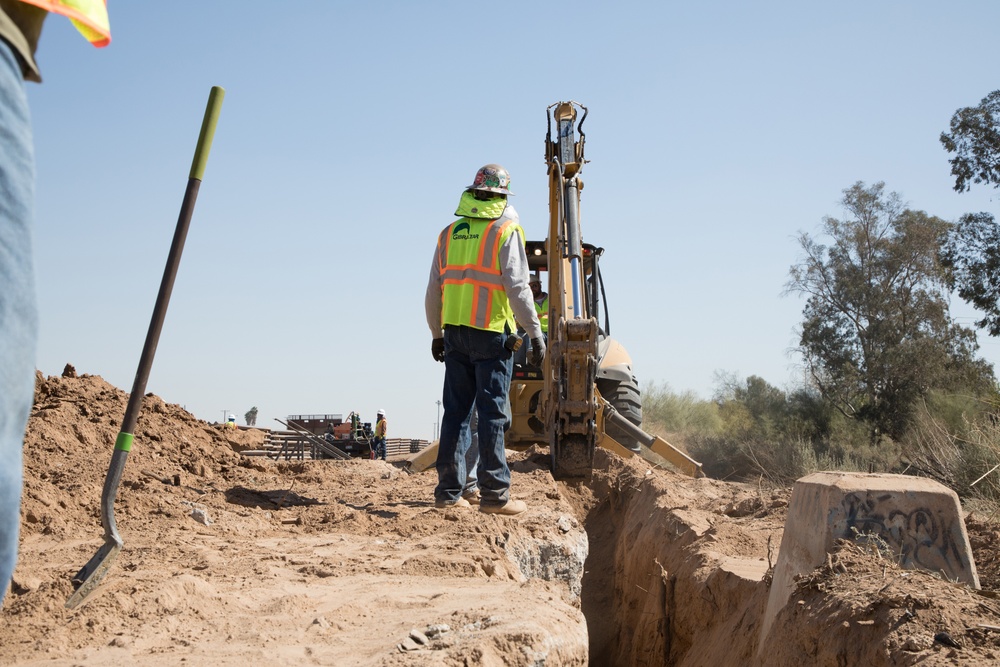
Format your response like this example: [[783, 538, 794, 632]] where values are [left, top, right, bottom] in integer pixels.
[[66, 86, 225, 609]]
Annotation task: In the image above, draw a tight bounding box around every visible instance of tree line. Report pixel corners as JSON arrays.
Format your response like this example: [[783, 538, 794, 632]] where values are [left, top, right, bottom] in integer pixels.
[[645, 90, 1000, 501]]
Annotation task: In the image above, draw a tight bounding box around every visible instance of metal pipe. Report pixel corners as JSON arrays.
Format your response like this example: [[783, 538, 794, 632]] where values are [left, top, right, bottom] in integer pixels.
[[565, 178, 583, 318]]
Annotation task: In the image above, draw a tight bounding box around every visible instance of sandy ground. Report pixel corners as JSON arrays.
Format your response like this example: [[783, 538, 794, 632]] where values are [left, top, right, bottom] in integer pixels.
[[2, 369, 1000, 666]]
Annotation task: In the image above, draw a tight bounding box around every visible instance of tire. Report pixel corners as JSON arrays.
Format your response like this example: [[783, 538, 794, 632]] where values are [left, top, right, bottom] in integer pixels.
[[598, 378, 643, 452]]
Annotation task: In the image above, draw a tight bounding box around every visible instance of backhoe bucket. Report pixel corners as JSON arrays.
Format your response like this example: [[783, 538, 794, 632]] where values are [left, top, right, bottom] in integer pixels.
[[600, 400, 704, 478]]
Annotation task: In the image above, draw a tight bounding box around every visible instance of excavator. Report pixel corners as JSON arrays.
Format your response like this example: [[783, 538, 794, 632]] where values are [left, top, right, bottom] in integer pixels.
[[410, 101, 703, 481]]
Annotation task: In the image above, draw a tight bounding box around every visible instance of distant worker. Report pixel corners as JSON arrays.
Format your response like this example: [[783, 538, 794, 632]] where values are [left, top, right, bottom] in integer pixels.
[[244, 406, 258, 427], [224, 414, 237, 431], [0, 0, 111, 607], [425, 163, 545, 515], [529, 273, 548, 336], [373, 409, 387, 461]]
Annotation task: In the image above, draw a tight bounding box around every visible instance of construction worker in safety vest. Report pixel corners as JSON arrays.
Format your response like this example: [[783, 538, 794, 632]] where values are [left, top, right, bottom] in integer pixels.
[[0, 0, 110, 607], [373, 410, 387, 461], [425, 163, 545, 517], [529, 273, 549, 337]]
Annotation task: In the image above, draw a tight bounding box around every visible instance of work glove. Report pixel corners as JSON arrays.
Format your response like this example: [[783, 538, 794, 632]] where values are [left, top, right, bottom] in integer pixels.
[[431, 337, 446, 363], [528, 336, 546, 367]]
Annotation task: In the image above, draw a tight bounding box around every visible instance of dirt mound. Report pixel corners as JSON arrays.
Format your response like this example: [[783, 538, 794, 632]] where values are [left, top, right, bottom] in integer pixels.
[[1, 370, 999, 665]]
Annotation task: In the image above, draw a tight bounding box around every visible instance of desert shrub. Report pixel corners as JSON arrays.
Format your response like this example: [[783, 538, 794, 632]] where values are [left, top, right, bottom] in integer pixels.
[[688, 432, 818, 484], [687, 432, 746, 480], [641, 381, 722, 436], [643, 374, 999, 486], [902, 399, 1000, 501], [744, 436, 821, 484], [685, 375, 912, 483], [922, 390, 996, 440]]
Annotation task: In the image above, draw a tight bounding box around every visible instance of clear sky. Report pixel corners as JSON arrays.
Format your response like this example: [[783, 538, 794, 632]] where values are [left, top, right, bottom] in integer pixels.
[[24, 1, 1000, 440]]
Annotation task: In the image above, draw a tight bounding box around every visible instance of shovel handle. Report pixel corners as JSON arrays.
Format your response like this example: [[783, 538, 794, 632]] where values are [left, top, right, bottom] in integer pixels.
[[118, 85, 225, 440], [190, 86, 224, 181], [68, 86, 225, 610]]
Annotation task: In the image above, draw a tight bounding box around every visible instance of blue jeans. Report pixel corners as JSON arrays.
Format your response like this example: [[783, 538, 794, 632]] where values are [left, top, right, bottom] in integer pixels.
[[435, 326, 513, 507], [463, 410, 479, 495], [0, 40, 37, 605], [461, 389, 514, 495]]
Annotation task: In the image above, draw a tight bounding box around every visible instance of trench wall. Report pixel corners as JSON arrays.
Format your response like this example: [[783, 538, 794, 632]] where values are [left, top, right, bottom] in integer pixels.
[[576, 455, 775, 666]]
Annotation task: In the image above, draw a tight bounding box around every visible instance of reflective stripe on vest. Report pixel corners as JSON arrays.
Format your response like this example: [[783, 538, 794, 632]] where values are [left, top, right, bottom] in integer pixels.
[[438, 217, 521, 332], [20, 0, 110, 46]]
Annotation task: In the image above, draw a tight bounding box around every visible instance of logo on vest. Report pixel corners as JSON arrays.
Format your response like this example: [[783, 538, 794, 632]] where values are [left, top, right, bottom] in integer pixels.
[[452, 221, 480, 241]]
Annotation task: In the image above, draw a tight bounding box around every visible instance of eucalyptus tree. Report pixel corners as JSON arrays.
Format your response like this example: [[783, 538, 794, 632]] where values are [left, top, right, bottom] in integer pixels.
[[940, 91, 1000, 336], [941, 90, 1000, 193], [787, 182, 993, 440]]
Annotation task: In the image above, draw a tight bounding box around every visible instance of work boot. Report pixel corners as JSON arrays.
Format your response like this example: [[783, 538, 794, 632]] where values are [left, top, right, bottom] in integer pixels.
[[461, 489, 481, 505], [435, 497, 471, 509], [479, 499, 526, 516]]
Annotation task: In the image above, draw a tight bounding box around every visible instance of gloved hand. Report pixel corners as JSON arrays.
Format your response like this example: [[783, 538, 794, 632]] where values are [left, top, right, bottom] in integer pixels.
[[528, 336, 546, 367], [431, 338, 445, 363]]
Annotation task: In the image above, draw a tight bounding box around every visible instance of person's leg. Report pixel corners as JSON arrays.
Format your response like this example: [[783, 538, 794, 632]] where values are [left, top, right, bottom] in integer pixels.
[[434, 327, 476, 504], [470, 330, 514, 508], [0, 39, 37, 605], [462, 409, 479, 498]]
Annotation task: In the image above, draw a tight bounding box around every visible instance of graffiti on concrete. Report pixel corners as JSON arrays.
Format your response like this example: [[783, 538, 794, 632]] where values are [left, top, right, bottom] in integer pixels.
[[833, 492, 973, 582]]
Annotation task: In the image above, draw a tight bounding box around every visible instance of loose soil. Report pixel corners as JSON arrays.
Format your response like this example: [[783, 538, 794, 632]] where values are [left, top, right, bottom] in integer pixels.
[[2, 368, 1000, 666]]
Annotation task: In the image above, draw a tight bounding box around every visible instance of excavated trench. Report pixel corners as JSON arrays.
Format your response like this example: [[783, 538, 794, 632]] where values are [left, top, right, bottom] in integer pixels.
[[539, 449, 784, 667], [522, 450, 1000, 667]]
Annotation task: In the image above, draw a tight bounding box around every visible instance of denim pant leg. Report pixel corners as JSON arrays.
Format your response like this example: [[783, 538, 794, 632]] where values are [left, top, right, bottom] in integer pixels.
[[463, 377, 512, 494], [472, 337, 514, 507], [434, 329, 476, 503], [463, 409, 479, 495], [0, 40, 37, 605]]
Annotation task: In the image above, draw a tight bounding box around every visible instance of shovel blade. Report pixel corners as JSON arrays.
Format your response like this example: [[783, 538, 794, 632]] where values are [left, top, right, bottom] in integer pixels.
[[65, 538, 122, 609]]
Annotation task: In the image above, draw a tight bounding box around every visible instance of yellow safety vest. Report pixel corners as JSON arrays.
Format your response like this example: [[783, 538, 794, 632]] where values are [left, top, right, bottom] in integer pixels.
[[437, 199, 523, 333], [20, 0, 110, 46], [534, 296, 549, 333], [375, 418, 387, 438]]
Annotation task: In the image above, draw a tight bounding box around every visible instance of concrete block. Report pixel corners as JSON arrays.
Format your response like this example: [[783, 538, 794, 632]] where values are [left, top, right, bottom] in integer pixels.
[[759, 472, 979, 649]]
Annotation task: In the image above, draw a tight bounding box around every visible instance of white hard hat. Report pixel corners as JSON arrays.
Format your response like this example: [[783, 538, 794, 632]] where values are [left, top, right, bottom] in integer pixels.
[[377, 409, 385, 416]]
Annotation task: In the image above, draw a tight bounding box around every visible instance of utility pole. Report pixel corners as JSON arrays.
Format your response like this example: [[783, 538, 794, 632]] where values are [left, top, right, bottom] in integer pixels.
[[435, 400, 441, 441], [221, 409, 229, 424]]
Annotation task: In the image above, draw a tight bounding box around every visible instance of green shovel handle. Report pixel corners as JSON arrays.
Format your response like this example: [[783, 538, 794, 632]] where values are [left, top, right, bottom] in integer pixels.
[[189, 86, 225, 181], [66, 86, 225, 610]]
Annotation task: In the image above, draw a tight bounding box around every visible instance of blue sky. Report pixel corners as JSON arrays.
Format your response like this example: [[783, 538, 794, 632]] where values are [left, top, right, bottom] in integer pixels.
[[24, 1, 1000, 439]]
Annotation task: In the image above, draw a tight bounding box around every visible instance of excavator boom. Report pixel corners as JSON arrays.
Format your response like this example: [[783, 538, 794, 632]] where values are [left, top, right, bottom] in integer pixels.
[[541, 100, 702, 480]]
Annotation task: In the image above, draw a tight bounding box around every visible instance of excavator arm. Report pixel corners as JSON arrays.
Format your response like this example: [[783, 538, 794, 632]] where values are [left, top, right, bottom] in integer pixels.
[[542, 101, 703, 480], [542, 102, 600, 480]]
